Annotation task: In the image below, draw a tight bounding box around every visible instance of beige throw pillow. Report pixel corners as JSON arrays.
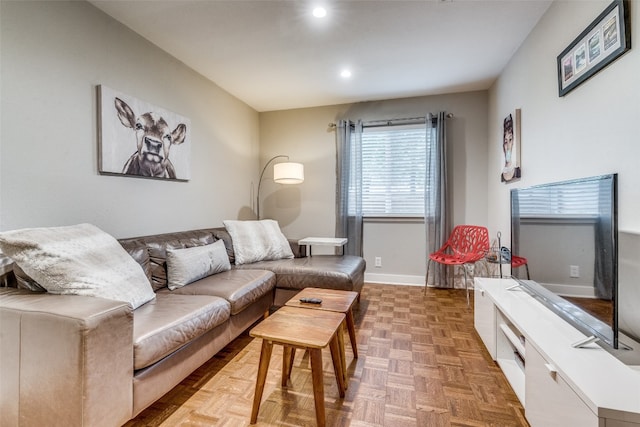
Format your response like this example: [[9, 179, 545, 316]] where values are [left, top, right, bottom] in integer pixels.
[[223, 219, 293, 265], [166, 240, 231, 290], [0, 223, 155, 309]]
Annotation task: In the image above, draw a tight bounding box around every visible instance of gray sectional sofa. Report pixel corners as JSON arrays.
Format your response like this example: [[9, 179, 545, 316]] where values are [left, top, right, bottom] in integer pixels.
[[0, 226, 365, 426]]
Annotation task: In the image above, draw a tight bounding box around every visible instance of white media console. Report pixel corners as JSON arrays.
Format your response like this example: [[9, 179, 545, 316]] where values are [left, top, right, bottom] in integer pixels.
[[474, 277, 640, 427]]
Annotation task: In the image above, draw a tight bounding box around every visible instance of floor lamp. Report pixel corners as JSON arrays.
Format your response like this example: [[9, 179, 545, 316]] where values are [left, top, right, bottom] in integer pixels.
[[257, 155, 304, 220]]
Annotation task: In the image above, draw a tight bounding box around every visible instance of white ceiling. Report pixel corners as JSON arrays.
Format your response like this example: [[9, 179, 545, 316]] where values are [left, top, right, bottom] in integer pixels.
[[90, 0, 553, 112]]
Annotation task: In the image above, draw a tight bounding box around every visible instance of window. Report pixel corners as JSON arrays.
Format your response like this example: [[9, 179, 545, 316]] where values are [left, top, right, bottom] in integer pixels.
[[353, 124, 428, 217]]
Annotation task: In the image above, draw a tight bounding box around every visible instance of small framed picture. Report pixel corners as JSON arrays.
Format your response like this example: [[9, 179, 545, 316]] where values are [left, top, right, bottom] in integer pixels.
[[557, 0, 631, 97], [500, 109, 521, 184]]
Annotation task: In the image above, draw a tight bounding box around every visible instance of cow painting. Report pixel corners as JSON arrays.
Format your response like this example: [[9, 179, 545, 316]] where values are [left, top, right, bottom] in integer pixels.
[[115, 97, 187, 179], [98, 85, 191, 181]]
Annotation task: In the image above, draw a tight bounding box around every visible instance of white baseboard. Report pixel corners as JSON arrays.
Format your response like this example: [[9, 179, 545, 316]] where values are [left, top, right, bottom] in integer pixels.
[[364, 273, 424, 286]]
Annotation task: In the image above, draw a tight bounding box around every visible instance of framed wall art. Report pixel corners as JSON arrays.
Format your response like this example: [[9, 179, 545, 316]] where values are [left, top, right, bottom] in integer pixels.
[[501, 109, 521, 184], [557, 0, 631, 97], [98, 85, 191, 181]]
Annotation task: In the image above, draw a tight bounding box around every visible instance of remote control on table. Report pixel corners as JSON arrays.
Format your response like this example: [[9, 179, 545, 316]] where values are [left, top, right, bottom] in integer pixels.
[[300, 297, 322, 304]]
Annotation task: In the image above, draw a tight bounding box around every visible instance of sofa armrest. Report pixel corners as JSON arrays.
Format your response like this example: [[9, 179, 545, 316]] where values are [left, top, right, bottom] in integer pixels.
[[0, 288, 134, 427]]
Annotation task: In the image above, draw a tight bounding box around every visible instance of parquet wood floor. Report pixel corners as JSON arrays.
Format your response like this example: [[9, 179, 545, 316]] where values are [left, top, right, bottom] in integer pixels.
[[125, 284, 528, 427]]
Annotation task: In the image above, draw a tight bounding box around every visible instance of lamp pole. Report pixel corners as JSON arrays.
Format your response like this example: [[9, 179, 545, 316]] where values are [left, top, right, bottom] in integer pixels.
[[256, 155, 288, 220]]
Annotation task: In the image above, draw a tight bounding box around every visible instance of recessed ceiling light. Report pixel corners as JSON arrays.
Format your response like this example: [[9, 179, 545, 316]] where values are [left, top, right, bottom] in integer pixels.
[[312, 7, 327, 18], [340, 69, 352, 78]]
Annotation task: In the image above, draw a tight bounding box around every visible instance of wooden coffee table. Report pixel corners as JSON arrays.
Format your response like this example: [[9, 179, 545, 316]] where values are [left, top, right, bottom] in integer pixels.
[[286, 287, 359, 360], [249, 306, 346, 427]]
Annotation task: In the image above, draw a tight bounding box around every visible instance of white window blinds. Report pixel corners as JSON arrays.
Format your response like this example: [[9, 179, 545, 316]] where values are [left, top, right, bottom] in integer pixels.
[[359, 124, 427, 217], [517, 178, 609, 217]]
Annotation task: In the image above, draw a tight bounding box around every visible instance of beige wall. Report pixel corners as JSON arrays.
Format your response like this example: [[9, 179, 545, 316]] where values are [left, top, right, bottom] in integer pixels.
[[488, 0, 640, 262], [5, 1, 634, 286], [0, 1, 260, 238], [260, 91, 489, 283]]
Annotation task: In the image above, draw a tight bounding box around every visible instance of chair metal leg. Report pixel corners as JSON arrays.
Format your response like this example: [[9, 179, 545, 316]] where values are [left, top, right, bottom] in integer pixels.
[[425, 259, 432, 295], [463, 265, 470, 307]]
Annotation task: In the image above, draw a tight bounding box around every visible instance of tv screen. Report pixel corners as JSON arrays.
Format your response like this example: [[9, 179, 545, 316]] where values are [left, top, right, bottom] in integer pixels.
[[511, 174, 620, 348]]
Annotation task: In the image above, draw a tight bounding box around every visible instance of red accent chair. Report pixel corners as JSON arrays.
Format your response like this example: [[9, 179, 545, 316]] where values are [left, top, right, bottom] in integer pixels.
[[511, 255, 530, 279], [426, 225, 490, 305]]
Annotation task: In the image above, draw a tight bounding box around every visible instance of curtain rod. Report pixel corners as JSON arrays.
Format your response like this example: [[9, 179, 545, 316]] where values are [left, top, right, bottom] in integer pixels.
[[328, 113, 453, 128]]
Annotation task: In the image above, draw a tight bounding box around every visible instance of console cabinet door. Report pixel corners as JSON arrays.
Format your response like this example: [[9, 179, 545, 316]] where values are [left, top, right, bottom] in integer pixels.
[[525, 342, 598, 427], [474, 284, 496, 360]]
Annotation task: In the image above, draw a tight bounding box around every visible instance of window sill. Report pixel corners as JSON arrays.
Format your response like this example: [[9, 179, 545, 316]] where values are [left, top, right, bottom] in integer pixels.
[[363, 216, 424, 224]]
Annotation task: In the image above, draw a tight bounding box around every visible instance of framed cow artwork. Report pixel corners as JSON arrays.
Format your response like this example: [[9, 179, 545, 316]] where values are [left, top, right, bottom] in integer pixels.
[[98, 85, 191, 181]]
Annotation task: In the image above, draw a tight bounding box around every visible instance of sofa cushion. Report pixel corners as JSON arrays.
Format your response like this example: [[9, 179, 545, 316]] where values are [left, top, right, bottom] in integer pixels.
[[119, 240, 152, 283], [159, 269, 275, 315], [12, 264, 46, 292], [166, 240, 231, 290], [0, 223, 155, 309], [223, 220, 293, 265], [132, 293, 230, 370], [120, 230, 217, 291], [234, 255, 366, 293], [211, 228, 236, 264]]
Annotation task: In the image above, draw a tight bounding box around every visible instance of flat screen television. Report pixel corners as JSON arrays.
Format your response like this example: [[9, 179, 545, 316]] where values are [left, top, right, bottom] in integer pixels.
[[510, 174, 624, 349]]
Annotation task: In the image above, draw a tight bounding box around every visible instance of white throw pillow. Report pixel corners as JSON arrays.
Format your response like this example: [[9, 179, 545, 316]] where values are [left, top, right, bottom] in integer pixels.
[[0, 223, 155, 309], [166, 240, 231, 290], [223, 219, 294, 265]]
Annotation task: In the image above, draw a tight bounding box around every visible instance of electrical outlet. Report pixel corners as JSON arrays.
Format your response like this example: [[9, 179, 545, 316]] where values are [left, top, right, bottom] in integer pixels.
[[375, 257, 382, 268], [570, 265, 580, 278]]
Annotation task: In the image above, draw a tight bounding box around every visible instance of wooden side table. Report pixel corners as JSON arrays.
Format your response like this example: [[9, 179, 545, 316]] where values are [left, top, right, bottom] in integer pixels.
[[249, 306, 346, 427], [297, 237, 348, 256], [285, 287, 359, 385]]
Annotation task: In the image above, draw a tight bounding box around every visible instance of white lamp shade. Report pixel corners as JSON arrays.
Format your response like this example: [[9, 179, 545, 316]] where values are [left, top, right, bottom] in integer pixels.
[[273, 162, 304, 184]]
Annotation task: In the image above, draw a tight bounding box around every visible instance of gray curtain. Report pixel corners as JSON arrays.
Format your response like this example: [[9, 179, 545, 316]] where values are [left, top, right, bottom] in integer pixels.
[[425, 112, 450, 287], [335, 120, 363, 256]]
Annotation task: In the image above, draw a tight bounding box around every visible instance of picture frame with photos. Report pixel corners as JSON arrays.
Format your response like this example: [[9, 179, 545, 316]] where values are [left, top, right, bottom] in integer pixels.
[[557, 0, 631, 97]]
